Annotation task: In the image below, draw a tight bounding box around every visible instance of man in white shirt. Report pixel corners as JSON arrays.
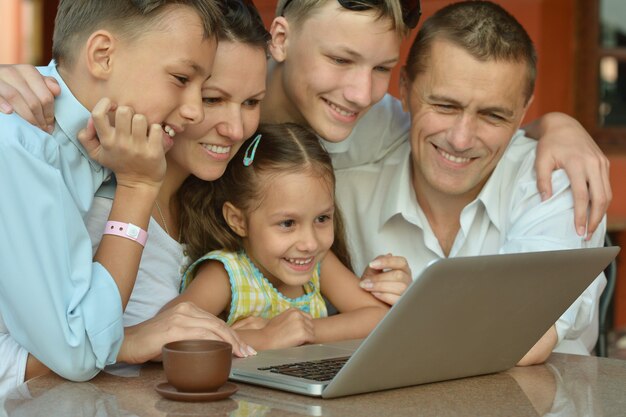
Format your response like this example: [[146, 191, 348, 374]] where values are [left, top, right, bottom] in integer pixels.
[[335, 1, 606, 366]]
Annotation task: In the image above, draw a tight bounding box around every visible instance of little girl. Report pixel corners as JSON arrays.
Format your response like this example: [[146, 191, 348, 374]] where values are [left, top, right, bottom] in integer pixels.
[[167, 123, 408, 350]]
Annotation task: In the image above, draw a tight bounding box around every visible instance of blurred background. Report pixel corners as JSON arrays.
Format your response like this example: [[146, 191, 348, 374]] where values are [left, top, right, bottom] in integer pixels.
[[2, 0, 626, 353]]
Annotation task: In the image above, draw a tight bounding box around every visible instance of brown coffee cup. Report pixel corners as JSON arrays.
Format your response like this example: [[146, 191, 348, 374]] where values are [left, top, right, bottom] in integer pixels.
[[162, 340, 232, 393]]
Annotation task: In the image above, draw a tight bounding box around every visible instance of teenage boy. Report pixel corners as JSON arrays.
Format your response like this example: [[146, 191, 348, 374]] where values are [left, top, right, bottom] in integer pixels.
[[335, 1, 606, 365], [0, 0, 243, 393]]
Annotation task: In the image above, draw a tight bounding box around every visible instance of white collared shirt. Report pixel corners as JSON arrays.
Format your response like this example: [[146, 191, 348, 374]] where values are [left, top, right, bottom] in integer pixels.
[[335, 133, 606, 355]]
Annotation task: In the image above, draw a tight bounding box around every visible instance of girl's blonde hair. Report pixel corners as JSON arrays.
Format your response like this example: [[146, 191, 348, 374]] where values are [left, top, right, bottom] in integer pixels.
[[180, 123, 353, 271]]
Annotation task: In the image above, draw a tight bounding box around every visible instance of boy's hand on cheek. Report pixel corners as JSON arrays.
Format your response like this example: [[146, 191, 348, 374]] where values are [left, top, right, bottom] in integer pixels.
[[360, 254, 412, 305], [78, 97, 167, 191]]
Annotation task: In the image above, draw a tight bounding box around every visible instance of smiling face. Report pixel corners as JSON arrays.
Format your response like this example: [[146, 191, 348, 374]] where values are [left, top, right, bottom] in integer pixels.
[[401, 39, 531, 204], [271, 2, 401, 142], [106, 6, 217, 147], [241, 169, 335, 293], [165, 40, 267, 182]]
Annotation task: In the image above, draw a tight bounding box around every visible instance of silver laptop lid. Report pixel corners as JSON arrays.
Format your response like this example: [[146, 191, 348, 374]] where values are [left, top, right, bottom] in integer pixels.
[[323, 247, 617, 397], [231, 247, 618, 398]]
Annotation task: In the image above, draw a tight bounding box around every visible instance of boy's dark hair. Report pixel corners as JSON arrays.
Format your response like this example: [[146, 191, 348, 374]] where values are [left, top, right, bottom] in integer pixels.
[[180, 123, 354, 272], [52, 0, 222, 68], [218, 0, 271, 54], [405, 0, 537, 104]]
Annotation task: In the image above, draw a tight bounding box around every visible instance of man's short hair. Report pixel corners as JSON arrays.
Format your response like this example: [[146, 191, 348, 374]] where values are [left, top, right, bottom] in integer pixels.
[[52, 0, 222, 68], [405, 1, 537, 104], [275, 0, 409, 36]]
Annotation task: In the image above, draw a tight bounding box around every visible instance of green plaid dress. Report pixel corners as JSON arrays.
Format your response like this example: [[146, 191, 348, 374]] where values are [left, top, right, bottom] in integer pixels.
[[181, 250, 328, 325]]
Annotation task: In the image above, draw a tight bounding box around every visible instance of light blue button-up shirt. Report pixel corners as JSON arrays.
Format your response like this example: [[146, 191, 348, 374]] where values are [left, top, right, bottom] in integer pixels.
[[0, 62, 123, 383]]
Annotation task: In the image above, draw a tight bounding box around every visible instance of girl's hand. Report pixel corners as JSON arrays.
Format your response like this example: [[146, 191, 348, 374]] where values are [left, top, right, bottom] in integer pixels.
[[232, 316, 269, 330], [117, 301, 254, 363], [262, 308, 315, 349], [79, 98, 167, 191], [0, 64, 59, 133], [530, 112, 611, 240], [359, 254, 412, 305]]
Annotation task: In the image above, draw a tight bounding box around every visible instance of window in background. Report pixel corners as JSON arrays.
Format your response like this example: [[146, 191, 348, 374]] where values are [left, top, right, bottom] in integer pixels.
[[577, 0, 626, 149], [0, 0, 42, 64], [599, 0, 626, 127]]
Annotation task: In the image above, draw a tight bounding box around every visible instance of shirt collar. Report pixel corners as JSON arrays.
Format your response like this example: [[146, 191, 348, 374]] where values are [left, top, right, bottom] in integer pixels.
[[320, 135, 351, 154], [470, 180, 501, 231], [39, 61, 102, 171], [471, 130, 526, 231], [376, 129, 525, 233], [378, 144, 426, 230]]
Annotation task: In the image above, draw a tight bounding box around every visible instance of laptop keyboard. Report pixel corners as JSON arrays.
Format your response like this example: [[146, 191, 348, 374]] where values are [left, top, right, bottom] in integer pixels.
[[258, 356, 350, 381]]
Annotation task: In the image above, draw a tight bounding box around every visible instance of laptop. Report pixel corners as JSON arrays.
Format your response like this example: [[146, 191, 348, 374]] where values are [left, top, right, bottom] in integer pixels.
[[230, 247, 619, 398]]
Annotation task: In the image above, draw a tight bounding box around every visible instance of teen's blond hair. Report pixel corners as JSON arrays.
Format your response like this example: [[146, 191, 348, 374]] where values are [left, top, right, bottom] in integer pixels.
[[275, 0, 409, 36]]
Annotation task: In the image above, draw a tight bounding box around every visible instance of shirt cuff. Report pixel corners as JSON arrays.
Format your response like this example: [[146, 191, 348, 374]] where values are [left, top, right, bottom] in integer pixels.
[[82, 262, 124, 368], [0, 333, 30, 398], [16, 347, 27, 387]]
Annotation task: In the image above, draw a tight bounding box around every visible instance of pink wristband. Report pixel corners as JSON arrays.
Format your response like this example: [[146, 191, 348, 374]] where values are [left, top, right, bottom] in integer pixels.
[[103, 221, 148, 247]]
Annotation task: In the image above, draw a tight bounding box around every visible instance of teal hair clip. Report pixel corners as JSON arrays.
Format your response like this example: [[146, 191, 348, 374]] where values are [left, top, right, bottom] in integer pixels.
[[243, 134, 262, 167]]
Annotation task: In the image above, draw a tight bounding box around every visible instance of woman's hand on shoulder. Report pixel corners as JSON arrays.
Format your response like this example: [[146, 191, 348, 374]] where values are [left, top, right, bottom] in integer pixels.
[[118, 301, 255, 363], [0, 64, 60, 132], [359, 254, 412, 305]]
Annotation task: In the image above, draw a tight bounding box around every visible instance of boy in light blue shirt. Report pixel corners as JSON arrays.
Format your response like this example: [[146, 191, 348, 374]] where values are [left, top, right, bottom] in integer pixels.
[[0, 0, 220, 390]]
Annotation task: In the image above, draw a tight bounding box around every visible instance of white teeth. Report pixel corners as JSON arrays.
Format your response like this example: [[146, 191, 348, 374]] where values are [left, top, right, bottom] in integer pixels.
[[201, 144, 231, 154], [327, 101, 356, 117], [439, 148, 470, 164], [163, 125, 176, 137], [286, 257, 313, 265]]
